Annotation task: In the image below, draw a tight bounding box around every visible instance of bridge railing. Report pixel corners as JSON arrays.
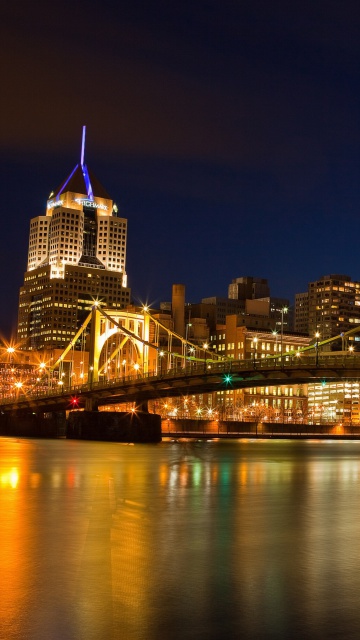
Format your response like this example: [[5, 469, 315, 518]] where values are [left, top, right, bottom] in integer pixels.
[[2, 352, 360, 406]]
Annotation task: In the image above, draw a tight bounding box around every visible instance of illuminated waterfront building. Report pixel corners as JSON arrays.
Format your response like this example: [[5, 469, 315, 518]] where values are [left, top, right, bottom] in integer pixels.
[[307, 381, 360, 426], [17, 128, 131, 350], [295, 274, 360, 425], [208, 315, 311, 421]]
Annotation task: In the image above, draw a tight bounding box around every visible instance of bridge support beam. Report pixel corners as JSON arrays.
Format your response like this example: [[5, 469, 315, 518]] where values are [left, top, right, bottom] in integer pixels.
[[85, 396, 96, 412], [88, 306, 101, 384]]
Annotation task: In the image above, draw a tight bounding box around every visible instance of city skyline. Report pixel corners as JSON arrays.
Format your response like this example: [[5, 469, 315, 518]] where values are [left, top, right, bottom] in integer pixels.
[[3, 1, 360, 336]]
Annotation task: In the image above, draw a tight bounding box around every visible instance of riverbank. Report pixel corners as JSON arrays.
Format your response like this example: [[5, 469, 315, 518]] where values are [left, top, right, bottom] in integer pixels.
[[163, 432, 360, 440], [161, 418, 359, 439]]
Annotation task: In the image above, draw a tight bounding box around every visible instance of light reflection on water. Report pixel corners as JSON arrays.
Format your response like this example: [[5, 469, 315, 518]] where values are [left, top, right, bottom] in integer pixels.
[[1, 438, 360, 639]]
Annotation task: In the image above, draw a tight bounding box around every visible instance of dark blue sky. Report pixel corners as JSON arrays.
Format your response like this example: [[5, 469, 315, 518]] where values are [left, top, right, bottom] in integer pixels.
[[2, 0, 360, 336]]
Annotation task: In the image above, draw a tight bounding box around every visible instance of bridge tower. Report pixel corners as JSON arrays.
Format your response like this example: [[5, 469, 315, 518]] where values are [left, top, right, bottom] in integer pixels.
[[88, 306, 152, 384]]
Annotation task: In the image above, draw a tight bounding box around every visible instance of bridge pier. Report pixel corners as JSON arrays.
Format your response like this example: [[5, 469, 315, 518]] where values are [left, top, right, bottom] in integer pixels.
[[0, 410, 66, 438], [67, 410, 161, 442]]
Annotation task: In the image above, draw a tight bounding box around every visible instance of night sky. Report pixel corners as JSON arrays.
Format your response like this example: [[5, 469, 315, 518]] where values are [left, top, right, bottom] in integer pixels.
[[2, 0, 360, 337]]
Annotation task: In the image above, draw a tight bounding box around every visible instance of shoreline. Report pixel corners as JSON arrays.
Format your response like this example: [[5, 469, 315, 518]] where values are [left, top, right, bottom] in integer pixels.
[[162, 432, 360, 440]]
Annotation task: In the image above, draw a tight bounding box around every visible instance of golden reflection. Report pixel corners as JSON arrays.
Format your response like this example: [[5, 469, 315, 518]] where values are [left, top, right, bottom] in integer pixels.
[[1, 467, 19, 488], [211, 466, 219, 484], [0, 466, 25, 637], [159, 464, 168, 486], [239, 463, 248, 485], [179, 462, 189, 486], [51, 471, 62, 488], [3, 440, 360, 639], [67, 469, 76, 487], [29, 472, 41, 488]]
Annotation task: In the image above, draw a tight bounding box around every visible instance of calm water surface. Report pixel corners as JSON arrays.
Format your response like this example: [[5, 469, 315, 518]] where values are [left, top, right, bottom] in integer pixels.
[[1, 437, 360, 639]]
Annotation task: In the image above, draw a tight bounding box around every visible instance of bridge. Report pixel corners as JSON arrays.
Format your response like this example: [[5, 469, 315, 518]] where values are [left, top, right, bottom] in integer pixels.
[[2, 304, 360, 415]]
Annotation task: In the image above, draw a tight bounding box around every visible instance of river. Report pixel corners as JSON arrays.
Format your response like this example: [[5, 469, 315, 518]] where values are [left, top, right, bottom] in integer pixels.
[[1, 437, 360, 639]]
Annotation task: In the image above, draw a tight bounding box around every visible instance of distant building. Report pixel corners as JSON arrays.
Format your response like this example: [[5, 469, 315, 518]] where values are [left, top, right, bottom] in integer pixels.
[[194, 298, 245, 328], [228, 276, 270, 300], [209, 314, 310, 361], [295, 274, 360, 342], [195, 274, 291, 332], [294, 292, 309, 335], [17, 128, 131, 351]]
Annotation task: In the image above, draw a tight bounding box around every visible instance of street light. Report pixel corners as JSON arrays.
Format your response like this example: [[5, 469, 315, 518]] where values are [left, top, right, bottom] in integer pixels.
[[280, 307, 288, 365], [188, 346, 195, 374], [6, 346, 15, 368], [272, 330, 278, 355], [203, 342, 209, 372], [185, 322, 192, 341], [185, 322, 192, 371], [315, 331, 320, 366], [159, 350, 164, 377], [122, 359, 127, 380], [253, 336, 258, 367]]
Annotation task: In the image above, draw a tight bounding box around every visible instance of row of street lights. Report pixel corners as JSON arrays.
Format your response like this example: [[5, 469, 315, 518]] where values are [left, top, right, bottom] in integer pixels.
[[253, 306, 288, 365], [158, 342, 210, 377]]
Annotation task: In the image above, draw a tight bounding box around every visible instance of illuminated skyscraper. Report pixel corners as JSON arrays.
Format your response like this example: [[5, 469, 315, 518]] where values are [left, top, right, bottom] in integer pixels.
[[17, 127, 131, 350]]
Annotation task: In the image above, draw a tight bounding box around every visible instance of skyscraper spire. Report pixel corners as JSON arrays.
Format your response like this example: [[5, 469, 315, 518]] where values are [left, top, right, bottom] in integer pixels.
[[80, 125, 93, 200], [81, 125, 86, 166]]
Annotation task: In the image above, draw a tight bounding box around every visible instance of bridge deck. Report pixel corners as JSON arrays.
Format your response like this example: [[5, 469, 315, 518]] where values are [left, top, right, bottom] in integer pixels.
[[1, 354, 360, 413]]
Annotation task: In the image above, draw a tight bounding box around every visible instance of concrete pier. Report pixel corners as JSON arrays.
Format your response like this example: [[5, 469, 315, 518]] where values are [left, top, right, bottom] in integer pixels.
[[0, 410, 66, 438], [67, 410, 162, 442]]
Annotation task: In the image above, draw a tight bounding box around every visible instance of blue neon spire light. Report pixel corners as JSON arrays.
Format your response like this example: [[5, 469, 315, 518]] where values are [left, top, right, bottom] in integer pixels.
[[80, 125, 94, 201], [81, 125, 86, 166], [55, 163, 79, 197]]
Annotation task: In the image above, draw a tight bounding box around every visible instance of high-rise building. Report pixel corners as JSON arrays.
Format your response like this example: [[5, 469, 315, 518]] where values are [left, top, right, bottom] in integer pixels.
[[228, 276, 270, 300], [294, 292, 309, 335], [295, 274, 360, 342], [295, 274, 360, 424], [17, 127, 131, 350]]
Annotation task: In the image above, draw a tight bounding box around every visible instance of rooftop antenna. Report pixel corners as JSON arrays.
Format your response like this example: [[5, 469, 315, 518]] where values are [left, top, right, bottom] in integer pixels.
[[81, 125, 86, 166]]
